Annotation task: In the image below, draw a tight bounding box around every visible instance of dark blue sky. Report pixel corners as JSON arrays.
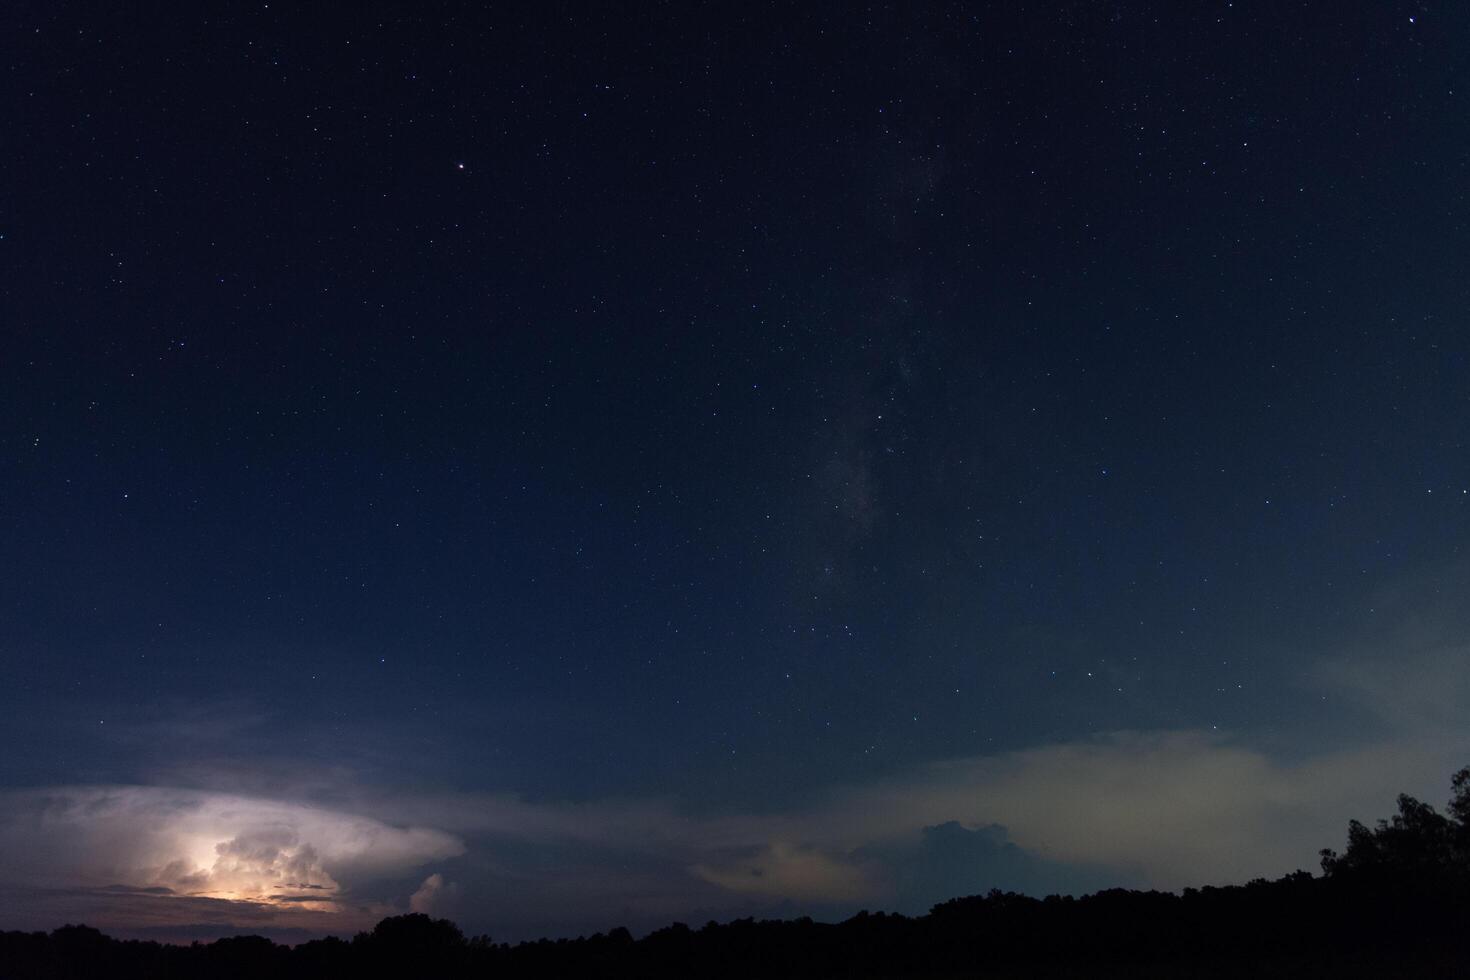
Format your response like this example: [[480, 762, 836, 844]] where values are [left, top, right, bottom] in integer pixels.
[[4, 0, 1470, 943]]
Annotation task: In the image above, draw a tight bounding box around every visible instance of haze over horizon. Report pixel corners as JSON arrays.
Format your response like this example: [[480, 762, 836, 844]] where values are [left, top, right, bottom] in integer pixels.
[[5, 1, 1470, 944]]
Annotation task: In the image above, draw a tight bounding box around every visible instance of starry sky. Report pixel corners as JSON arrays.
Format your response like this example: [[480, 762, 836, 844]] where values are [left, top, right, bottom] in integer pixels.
[[4, 0, 1470, 944]]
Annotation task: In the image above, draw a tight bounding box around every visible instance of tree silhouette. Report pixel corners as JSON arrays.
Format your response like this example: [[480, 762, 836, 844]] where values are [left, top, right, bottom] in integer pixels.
[[1319, 766, 1470, 885], [354, 913, 467, 975]]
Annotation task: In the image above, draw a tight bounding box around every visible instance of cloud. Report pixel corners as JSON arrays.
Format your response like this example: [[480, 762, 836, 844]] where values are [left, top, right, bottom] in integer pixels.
[[691, 842, 880, 903], [409, 872, 459, 915], [7, 625, 1469, 943], [0, 786, 463, 933], [750, 729, 1470, 890], [869, 821, 1131, 914], [686, 823, 1120, 911], [314, 724, 1469, 942], [156, 828, 339, 906], [288, 707, 1469, 935], [1318, 642, 1470, 734], [8, 720, 1462, 944]]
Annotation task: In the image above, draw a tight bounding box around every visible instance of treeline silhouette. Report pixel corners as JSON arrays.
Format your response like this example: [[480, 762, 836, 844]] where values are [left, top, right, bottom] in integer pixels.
[[5, 767, 1470, 979]]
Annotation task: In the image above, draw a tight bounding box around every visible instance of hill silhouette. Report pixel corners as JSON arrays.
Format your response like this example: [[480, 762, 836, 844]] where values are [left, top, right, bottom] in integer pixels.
[[3, 766, 1468, 979]]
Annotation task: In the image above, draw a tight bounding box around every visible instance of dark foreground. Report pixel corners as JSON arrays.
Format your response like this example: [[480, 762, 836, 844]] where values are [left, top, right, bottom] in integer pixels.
[[2, 874, 1467, 980]]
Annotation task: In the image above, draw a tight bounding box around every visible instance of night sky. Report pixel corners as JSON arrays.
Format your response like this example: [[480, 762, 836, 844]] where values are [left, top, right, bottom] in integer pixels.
[[4, 0, 1470, 944]]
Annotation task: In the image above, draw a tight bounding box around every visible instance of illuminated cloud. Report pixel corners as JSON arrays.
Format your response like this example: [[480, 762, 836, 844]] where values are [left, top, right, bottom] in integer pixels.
[[0, 786, 463, 933]]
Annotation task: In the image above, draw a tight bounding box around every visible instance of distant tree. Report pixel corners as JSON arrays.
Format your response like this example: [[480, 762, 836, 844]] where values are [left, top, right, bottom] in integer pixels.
[[364, 912, 466, 948], [47, 924, 111, 975], [355, 913, 467, 975], [1451, 765, 1470, 828], [1320, 766, 1470, 884], [197, 934, 287, 980]]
